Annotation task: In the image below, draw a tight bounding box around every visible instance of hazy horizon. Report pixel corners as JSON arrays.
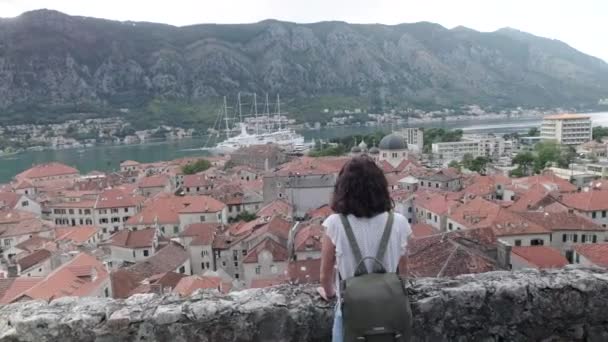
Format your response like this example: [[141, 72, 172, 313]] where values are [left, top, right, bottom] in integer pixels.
[[1, 0, 607, 62]]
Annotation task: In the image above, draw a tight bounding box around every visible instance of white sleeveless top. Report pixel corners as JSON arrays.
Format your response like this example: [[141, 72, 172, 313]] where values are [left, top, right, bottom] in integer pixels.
[[323, 212, 412, 298]]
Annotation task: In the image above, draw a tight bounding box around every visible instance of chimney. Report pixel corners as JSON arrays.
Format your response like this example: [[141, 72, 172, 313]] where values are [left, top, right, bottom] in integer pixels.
[[496, 240, 512, 270]]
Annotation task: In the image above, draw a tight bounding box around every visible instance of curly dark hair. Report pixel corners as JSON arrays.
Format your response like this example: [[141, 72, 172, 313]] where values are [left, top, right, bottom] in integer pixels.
[[330, 155, 392, 218]]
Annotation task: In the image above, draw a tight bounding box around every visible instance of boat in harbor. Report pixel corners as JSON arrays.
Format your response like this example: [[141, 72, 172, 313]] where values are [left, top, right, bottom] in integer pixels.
[[207, 93, 308, 153]]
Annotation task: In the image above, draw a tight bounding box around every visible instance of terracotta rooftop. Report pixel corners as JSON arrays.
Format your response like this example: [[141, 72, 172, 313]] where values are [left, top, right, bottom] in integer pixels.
[[55, 226, 98, 245], [16, 162, 79, 180], [14, 236, 55, 253], [94, 188, 145, 209], [274, 156, 350, 176], [109, 228, 156, 249], [294, 223, 323, 252], [544, 113, 590, 120], [511, 246, 569, 269], [411, 223, 438, 238], [257, 199, 292, 218], [561, 189, 608, 212], [0, 277, 43, 304], [14, 179, 34, 190], [243, 237, 288, 263], [126, 195, 225, 226], [17, 249, 52, 272], [287, 259, 321, 284], [0, 192, 22, 209], [250, 275, 289, 288], [0, 217, 55, 238], [408, 228, 499, 278], [512, 173, 577, 193], [247, 216, 292, 243], [573, 243, 608, 267], [180, 223, 219, 246], [48, 200, 96, 209], [128, 271, 186, 296], [518, 211, 604, 232], [111, 243, 189, 298], [173, 275, 222, 296], [138, 175, 169, 188], [12, 253, 108, 303], [415, 190, 460, 216], [509, 184, 560, 212], [182, 174, 213, 188], [307, 205, 334, 220], [120, 160, 140, 166]]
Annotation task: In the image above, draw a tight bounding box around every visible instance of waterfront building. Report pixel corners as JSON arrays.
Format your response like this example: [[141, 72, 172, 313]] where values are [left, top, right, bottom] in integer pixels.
[[399, 128, 424, 153], [540, 114, 592, 145]]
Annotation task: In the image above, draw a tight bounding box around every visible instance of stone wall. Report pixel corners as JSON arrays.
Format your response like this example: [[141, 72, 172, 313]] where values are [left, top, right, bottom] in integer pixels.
[[1, 267, 608, 341]]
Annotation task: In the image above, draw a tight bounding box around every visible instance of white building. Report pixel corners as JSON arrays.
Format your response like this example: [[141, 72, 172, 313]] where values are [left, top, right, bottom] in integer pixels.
[[540, 114, 592, 146], [399, 128, 424, 153], [432, 136, 512, 164]]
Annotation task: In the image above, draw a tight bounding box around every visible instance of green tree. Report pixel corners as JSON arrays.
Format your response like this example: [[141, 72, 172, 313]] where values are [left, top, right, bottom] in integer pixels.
[[230, 211, 257, 223], [182, 159, 212, 175], [534, 141, 561, 172], [593, 126, 608, 142], [447, 160, 461, 170], [527, 127, 540, 136], [512, 152, 535, 176]]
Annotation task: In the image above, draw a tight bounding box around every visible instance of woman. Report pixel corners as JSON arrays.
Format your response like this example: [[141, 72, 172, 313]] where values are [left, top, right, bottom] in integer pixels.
[[318, 155, 412, 342]]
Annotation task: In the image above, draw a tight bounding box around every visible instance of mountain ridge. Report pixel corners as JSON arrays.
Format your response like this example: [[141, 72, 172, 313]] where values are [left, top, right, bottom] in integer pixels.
[[1, 9, 607, 127]]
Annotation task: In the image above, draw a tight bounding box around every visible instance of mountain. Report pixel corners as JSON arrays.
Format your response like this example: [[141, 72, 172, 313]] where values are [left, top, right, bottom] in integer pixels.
[[1, 9, 607, 126]]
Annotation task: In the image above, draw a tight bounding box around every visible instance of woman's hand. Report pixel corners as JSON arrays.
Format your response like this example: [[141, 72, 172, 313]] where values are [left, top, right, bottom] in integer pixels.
[[317, 286, 335, 301]]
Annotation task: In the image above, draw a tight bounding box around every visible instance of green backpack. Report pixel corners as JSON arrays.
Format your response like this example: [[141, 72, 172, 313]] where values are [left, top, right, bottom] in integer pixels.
[[339, 213, 413, 342]]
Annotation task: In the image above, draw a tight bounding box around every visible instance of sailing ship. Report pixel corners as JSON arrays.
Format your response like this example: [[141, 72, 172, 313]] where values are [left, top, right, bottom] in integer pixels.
[[206, 93, 307, 153]]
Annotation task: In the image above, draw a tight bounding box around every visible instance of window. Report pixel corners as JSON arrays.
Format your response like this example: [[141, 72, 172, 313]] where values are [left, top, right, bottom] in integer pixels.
[[125, 208, 129, 213], [202, 250, 209, 257], [103, 228, 107, 233], [242, 250, 247, 256], [161, 226, 165, 233], [143, 250, 149, 257], [173, 226, 179, 234], [202, 262, 206, 270], [200, 216, 206, 222], [111, 208, 119, 214], [132, 250, 136, 258], [222, 261, 226, 267], [434, 215, 437, 223], [593, 235, 598, 243], [21, 201, 29, 207], [562, 234, 567, 242], [229, 206, 233, 213], [592, 212, 597, 219], [435, 183, 439, 188], [514, 240, 522, 246], [408, 218, 412, 223], [84, 209, 91, 215], [234, 261, 238, 267], [206, 262, 210, 269], [255, 266, 261, 275], [573, 234, 578, 243], [428, 182, 431, 187], [105, 288, 110, 297], [4, 239, 11, 246], [582, 235, 587, 243], [408, 207, 412, 213], [530, 239, 544, 246], [112, 217, 120, 223], [235, 273, 239, 279], [179, 266, 186, 274], [99, 218, 108, 224], [427, 213, 431, 220], [68, 209, 74, 214], [575, 253, 580, 263]]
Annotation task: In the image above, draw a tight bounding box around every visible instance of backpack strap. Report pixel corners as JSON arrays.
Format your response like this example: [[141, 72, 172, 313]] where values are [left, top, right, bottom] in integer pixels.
[[340, 214, 368, 275], [376, 212, 394, 261]]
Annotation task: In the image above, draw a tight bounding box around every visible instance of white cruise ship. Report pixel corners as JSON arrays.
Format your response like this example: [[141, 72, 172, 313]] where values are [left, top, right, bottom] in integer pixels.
[[209, 93, 308, 153]]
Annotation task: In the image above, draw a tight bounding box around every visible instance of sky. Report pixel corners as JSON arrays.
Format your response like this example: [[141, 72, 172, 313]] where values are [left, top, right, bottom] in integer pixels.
[[1, 0, 607, 62]]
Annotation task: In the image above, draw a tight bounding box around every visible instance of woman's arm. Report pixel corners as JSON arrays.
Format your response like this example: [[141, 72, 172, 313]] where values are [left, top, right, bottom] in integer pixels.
[[319, 232, 336, 299]]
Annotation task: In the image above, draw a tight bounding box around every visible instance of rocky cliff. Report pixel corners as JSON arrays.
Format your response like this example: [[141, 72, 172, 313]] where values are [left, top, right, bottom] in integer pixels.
[[1, 9, 608, 124], [1, 267, 608, 341]]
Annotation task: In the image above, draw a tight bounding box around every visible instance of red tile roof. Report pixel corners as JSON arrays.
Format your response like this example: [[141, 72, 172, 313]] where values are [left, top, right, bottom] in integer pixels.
[[409, 228, 499, 278], [257, 199, 292, 218], [243, 237, 288, 263], [274, 157, 350, 176], [0, 192, 22, 209], [307, 205, 334, 220], [512, 173, 577, 193], [294, 223, 323, 252], [247, 216, 292, 243], [415, 190, 460, 216], [573, 243, 608, 267], [0, 216, 55, 238], [0, 277, 43, 304], [94, 188, 144, 209], [561, 189, 608, 212], [173, 275, 222, 296], [138, 175, 169, 188], [126, 195, 225, 225], [180, 223, 219, 246], [15, 236, 55, 253], [16, 162, 79, 180], [287, 259, 321, 284], [128, 271, 186, 296], [17, 249, 52, 271], [511, 246, 568, 269], [109, 228, 156, 249], [13, 253, 108, 302], [182, 174, 213, 188], [48, 200, 96, 209], [14, 180, 35, 190], [55, 226, 98, 245], [518, 211, 604, 232], [111, 243, 189, 298], [411, 223, 438, 238]]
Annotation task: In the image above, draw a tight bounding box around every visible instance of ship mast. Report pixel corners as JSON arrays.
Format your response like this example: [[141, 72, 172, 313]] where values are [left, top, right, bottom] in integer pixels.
[[254, 93, 259, 135], [277, 93, 281, 131], [265, 93, 270, 132], [223, 96, 231, 139], [238, 92, 243, 125]]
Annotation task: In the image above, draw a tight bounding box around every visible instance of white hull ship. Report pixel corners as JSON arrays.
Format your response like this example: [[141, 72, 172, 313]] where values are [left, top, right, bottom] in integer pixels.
[[208, 93, 308, 153]]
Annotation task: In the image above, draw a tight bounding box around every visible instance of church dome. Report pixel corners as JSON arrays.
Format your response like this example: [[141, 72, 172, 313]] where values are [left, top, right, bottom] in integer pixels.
[[369, 146, 380, 154], [358, 140, 368, 151], [351, 145, 362, 153], [378, 133, 407, 150]]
